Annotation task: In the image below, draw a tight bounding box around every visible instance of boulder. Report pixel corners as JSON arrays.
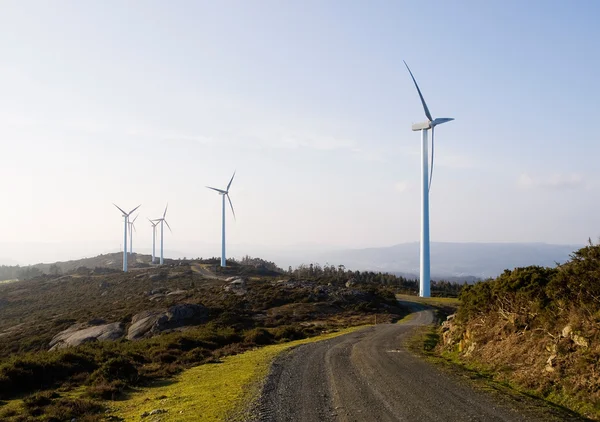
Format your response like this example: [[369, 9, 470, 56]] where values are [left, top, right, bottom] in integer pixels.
[[224, 278, 247, 296], [50, 322, 125, 350], [127, 304, 208, 340]]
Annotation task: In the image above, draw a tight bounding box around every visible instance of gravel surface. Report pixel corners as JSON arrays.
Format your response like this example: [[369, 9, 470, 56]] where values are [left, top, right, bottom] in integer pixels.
[[248, 304, 588, 422]]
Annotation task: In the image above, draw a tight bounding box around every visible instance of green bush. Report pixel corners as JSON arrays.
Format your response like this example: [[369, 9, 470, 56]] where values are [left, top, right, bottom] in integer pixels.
[[243, 328, 274, 346]]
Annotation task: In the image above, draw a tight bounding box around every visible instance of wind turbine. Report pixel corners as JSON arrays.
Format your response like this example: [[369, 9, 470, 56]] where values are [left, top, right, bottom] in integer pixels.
[[127, 214, 139, 255], [404, 61, 454, 298], [113, 204, 141, 272], [153, 204, 171, 265], [148, 218, 159, 264], [206, 171, 236, 267]]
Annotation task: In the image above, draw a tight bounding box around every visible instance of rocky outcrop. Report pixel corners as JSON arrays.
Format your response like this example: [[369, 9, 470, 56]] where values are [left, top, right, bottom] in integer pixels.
[[127, 303, 208, 340], [49, 322, 125, 350], [224, 278, 247, 295]]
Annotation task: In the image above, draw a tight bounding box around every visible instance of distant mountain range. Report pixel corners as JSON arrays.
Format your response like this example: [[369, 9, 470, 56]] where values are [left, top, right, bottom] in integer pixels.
[[305, 242, 580, 280]]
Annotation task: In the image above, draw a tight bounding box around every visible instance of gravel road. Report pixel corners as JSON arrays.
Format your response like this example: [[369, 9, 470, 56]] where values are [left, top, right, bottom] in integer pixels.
[[249, 303, 588, 422]]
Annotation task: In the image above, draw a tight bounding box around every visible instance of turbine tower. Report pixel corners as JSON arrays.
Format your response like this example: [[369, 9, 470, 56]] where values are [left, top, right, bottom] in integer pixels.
[[127, 214, 139, 255], [206, 171, 236, 267], [113, 204, 141, 272], [153, 204, 171, 265], [404, 61, 454, 298], [148, 218, 159, 264]]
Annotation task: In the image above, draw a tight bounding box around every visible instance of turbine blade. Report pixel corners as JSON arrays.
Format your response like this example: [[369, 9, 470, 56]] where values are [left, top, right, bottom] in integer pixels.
[[432, 117, 454, 126], [128, 204, 141, 216], [147, 217, 154, 225], [227, 194, 236, 221], [403, 61, 433, 122], [113, 203, 127, 216], [429, 126, 435, 192], [132, 214, 139, 223], [227, 170, 236, 192], [164, 219, 173, 233], [206, 186, 226, 194], [163, 203, 168, 218], [133, 223, 137, 233]]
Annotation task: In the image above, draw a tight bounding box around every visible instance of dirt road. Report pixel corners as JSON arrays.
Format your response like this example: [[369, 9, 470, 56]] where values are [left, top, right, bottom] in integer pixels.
[[250, 304, 586, 422]]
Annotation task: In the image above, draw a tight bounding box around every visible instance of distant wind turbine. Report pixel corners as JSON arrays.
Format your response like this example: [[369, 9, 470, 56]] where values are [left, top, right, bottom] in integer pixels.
[[404, 61, 454, 298], [206, 171, 236, 267], [153, 204, 171, 265], [127, 214, 139, 255], [148, 218, 159, 264], [113, 204, 141, 272]]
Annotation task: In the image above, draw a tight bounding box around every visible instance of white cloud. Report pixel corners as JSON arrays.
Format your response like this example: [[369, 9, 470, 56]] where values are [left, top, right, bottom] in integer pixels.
[[518, 173, 585, 190]]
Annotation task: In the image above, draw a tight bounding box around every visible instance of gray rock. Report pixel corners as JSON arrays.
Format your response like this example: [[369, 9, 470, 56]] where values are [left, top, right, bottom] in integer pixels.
[[50, 322, 125, 350], [127, 304, 208, 340], [224, 278, 247, 295], [166, 289, 187, 296]]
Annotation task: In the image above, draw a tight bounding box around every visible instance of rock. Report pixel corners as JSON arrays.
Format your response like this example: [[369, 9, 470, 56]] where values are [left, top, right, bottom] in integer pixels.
[[166, 289, 187, 296], [149, 288, 167, 295], [127, 304, 208, 340], [150, 409, 167, 415], [562, 325, 572, 338], [572, 334, 589, 348], [446, 314, 456, 321], [224, 278, 247, 295], [50, 322, 125, 350]]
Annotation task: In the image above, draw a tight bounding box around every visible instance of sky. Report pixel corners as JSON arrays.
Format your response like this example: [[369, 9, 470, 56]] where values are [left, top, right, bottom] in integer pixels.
[[1, 0, 599, 264]]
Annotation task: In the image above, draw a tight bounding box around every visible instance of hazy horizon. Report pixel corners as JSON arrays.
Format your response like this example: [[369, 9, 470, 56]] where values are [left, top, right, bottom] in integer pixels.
[[2, 1, 598, 265]]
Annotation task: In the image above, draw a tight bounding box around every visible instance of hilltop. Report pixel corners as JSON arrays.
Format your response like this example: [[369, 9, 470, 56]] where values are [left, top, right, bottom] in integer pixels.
[[0, 256, 423, 421]]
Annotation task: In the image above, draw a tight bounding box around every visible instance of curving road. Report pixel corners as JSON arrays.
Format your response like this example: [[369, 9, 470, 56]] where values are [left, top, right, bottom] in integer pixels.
[[249, 303, 586, 422]]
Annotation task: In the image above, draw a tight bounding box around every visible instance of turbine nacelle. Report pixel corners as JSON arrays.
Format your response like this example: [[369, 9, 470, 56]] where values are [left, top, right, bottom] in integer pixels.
[[411, 118, 454, 132]]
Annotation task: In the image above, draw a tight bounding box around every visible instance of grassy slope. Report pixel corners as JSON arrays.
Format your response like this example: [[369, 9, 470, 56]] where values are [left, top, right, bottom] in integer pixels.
[[108, 326, 367, 421]]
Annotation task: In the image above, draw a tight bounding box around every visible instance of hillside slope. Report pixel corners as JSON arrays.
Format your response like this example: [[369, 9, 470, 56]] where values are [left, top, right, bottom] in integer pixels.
[[441, 242, 600, 419]]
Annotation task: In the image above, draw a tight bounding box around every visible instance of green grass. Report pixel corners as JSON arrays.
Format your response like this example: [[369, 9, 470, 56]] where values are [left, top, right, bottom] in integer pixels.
[[108, 325, 368, 421], [396, 293, 460, 307], [0, 279, 18, 284]]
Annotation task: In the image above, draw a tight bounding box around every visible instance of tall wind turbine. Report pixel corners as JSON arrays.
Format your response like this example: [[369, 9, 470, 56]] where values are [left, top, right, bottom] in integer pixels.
[[148, 218, 159, 264], [113, 204, 141, 272], [206, 171, 236, 267], [127, 214, 139, 255], [153, 204, 171, 265], [404, 61, 454, 298]]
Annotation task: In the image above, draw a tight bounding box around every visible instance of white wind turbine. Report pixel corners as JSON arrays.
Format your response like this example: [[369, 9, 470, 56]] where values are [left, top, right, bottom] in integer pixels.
[[206, 171, 236, 267], [404, 61, 454, 298], [153, 204, 171, 265], [127, 214, 139, 255], [113, 204, 141, 272], [148, 218, 159, 264]]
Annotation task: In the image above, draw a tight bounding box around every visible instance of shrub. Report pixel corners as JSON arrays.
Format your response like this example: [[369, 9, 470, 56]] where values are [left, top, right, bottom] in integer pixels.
[[243, 328, 274, 346], [89, 356, 138, 384], [272, 325, 307, 341]]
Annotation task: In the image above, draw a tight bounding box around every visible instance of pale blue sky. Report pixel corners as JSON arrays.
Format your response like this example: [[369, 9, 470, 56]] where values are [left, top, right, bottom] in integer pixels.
[[1, 1, 599, 263]]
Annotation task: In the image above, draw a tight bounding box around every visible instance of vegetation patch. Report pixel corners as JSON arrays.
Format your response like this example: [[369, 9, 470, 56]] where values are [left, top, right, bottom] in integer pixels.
[[108, 326, 367, 421], [437, 242, 600, 420]]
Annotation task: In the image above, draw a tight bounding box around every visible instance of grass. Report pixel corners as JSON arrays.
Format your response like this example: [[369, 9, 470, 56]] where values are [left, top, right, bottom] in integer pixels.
[[107, 325, 368, 421], [396, 293, 460, 307], [0, 279, 17, 284]]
